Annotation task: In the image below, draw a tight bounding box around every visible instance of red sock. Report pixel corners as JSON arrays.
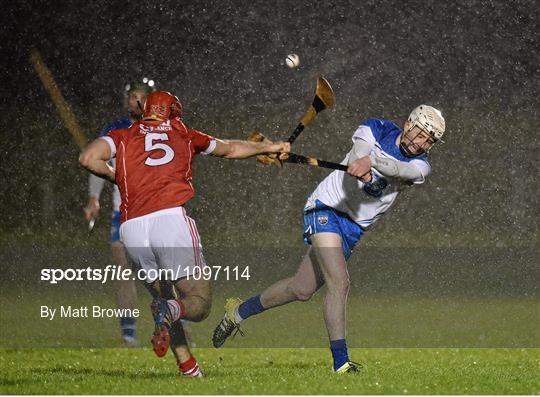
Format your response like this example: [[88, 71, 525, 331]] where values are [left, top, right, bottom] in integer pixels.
[[177, 355, 201, 377]]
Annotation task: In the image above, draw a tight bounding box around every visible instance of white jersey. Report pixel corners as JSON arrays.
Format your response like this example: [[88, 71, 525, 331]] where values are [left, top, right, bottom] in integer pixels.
[[305, 118, 431, 229]]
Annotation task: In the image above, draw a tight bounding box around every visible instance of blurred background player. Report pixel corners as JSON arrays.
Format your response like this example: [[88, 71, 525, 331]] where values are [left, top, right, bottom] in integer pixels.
[[212, 105, 445, 374], [79, 90, 291, 377], [83, 78, 155, 346]]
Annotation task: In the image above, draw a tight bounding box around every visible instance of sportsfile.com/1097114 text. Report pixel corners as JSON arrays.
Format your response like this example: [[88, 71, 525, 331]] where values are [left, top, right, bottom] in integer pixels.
[[40, 265, 251, 284]]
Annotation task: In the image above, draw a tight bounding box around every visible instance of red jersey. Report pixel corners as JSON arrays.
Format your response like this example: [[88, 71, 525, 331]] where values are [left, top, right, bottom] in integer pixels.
[[102, 118, 215, 223]]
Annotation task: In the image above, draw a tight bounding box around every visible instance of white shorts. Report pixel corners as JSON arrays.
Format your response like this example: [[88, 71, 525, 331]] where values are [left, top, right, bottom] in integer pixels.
[[119, 207, 206, 283]]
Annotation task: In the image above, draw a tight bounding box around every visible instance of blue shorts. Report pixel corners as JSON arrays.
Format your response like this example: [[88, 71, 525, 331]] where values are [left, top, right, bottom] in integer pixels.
[[303, 200, 364, 260], [110, 210, 121, 242]]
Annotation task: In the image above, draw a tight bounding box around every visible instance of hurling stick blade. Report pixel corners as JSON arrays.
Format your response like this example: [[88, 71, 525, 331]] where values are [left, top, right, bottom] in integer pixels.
[[288, 77, 335, 144], [315, 76, 335, 110]]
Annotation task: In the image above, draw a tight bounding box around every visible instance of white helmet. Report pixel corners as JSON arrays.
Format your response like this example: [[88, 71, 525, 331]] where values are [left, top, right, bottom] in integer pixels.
[[408, 105, 445, 141]]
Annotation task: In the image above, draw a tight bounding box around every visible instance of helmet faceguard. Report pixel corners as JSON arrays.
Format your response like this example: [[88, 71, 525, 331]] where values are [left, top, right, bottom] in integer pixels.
[[400, 105, 445, 157], [124, 78, 156, 119], [142, 91, 183, 121]]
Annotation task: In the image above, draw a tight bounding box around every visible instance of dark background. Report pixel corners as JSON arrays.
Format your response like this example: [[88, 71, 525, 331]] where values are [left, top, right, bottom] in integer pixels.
[[1, 1, 538, 298]]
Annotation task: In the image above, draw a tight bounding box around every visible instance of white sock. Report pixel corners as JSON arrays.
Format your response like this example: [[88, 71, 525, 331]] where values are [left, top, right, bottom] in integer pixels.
[[167, 299, 183, 322], [234, 308, 243, 324]]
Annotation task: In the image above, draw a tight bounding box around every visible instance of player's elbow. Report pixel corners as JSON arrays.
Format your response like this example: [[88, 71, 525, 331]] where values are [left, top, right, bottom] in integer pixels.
[[79, 150, 93, 169], [212, 140, 237, 159]]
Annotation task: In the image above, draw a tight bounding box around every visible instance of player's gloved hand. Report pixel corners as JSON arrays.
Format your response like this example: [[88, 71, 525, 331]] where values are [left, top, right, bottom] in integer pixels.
[[347, 156, 373, 182], [247, 131, 283, 167], [84, 197, 100, 221]]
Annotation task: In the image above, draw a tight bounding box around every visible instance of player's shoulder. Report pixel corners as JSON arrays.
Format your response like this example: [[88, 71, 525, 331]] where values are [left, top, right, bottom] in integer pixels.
[[172, 118, 210, 139], [171, 118, 189, 132], [99, 116, 133, 136], [410, 152, 430, 165], [359, 117, 400, 140]]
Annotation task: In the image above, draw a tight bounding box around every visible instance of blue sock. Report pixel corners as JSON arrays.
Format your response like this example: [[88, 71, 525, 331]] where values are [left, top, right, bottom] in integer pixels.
[[120, 317, 137, 339], [330, 339, 349, 371], [237, 295, 265, 320]]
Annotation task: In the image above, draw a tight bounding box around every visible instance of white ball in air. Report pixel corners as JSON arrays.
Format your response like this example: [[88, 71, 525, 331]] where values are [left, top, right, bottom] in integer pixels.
[[285, 54, 300, 68]]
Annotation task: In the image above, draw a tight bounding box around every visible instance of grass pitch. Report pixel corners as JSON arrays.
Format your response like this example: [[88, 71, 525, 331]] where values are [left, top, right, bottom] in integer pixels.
[[1, 347, 538, 394]]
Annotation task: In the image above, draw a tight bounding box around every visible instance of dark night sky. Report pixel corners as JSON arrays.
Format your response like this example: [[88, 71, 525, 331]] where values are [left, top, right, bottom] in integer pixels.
[[4, 1, 538, 120], [1, 0, 539, 241]]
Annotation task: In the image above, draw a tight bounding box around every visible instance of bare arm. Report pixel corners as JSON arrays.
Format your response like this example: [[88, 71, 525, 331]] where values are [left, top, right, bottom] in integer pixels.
[[79, 139, 115, 183], [210, 139, 291, 159]]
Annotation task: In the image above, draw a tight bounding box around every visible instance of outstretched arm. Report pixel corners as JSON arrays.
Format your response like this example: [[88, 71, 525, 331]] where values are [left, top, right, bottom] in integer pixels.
[[368, 154, 427, 182], [79, 139, 115, 183], [211, 138, 290, 159]]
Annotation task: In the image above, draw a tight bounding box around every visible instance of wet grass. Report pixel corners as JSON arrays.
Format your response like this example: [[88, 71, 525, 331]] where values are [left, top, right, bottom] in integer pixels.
[[1, 347, 538, 394]]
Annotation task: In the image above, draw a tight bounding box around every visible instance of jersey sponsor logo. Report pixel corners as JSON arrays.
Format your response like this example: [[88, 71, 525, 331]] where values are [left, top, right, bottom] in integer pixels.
[[154, 120, 172, 131], [317, 215, 329, 225], [139, 120, 172, 134]]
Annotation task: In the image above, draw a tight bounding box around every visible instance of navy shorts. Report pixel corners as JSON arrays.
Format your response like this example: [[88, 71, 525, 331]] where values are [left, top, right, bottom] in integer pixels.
[[303, 200, 364, 260], [110, 210, 121, 242]]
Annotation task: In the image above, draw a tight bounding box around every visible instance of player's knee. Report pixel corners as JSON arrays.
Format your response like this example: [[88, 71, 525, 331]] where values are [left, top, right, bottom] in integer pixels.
[[328, 276, 349, 295], [292, 285, 316, 302], [190, 298, 212, 322], [339, 277, 350, 294]]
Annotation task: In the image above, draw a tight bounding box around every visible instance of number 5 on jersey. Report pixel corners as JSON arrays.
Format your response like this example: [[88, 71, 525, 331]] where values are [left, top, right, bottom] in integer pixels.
[[144, 133, 175, 166]]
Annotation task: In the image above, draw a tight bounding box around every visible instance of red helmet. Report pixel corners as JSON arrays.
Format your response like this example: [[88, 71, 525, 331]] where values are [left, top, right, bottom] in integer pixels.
[[142, 90, 183, 121]]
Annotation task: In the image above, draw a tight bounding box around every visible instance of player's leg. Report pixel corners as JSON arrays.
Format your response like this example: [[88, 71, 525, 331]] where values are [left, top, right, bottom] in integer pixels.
[[310, 232, 356, 372], [111, 241, 138, 346], [212, 247, 324, 347], [119, 216, 175, 359], [150, 208, 213, 323], [212, 205, 333, 348], [302, 201, 362, 373], [311, 233, 348, 341], [110, 211, 138, 346], [260, 247, 325, 307], [159, 281, 202, 377], [169, 277, 212, 322], [158, 280, 195, 347], [152, 278, 209, 378], [239, 247, 323, 318], [139, 277, 201, 377], [148, 208, 209, 377]]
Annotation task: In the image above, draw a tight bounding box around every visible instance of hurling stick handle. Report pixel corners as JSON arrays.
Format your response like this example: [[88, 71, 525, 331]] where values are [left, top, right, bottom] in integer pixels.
[[284, 153, 348, 172], [315, 159, 348, 172], [287, 123, 305, 143]]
